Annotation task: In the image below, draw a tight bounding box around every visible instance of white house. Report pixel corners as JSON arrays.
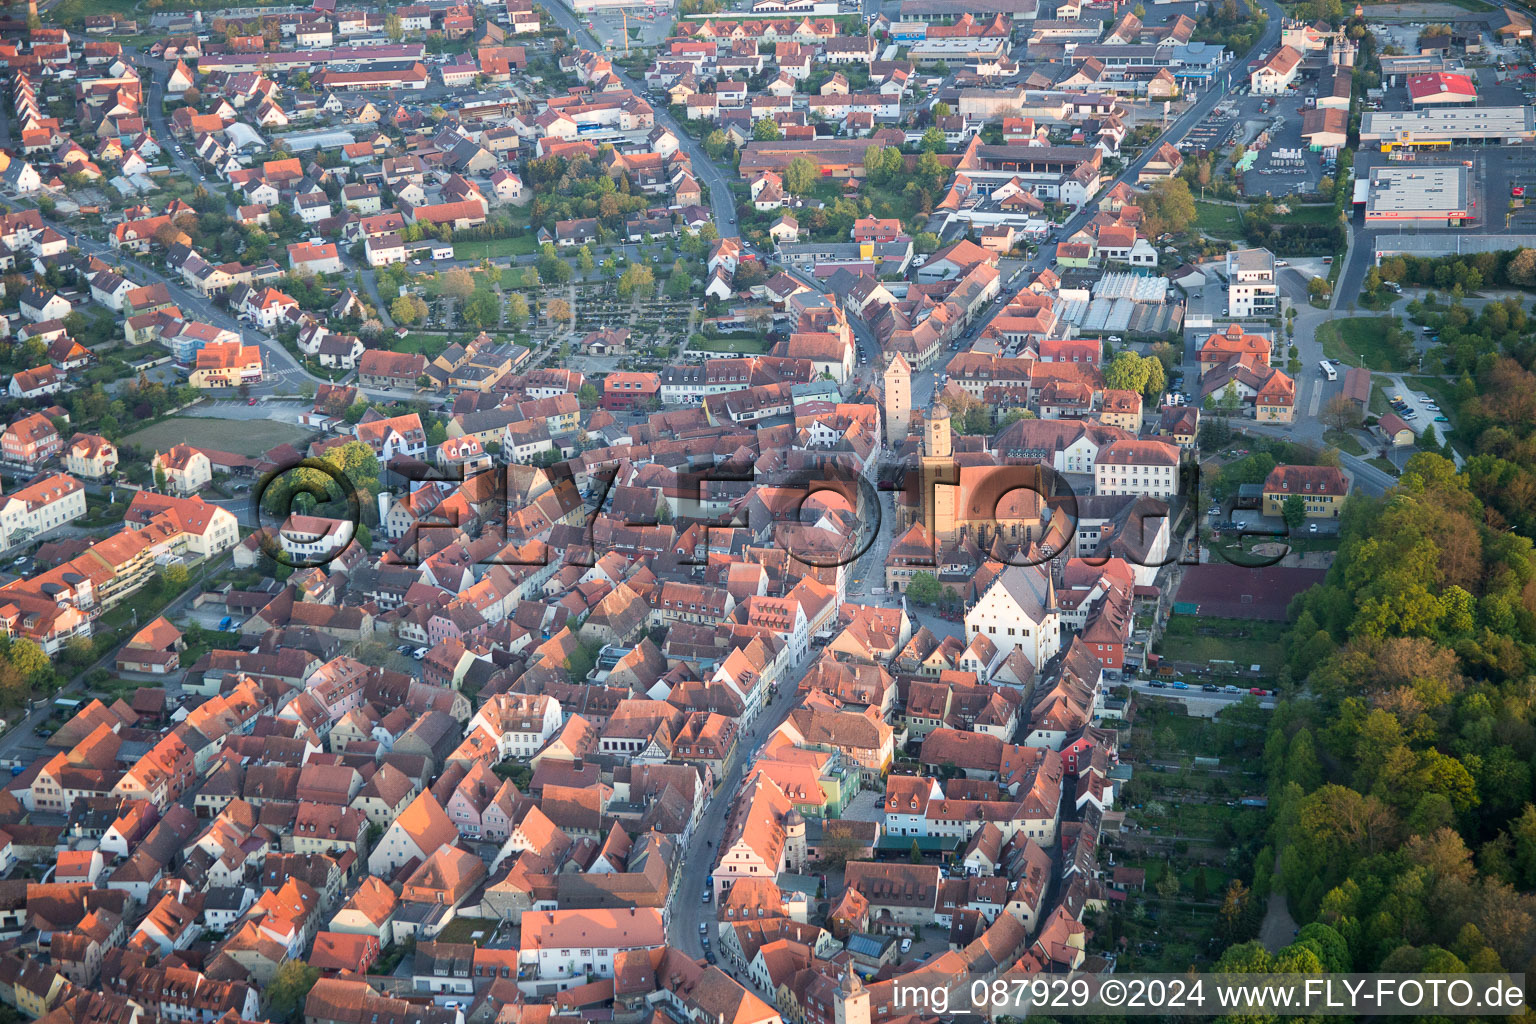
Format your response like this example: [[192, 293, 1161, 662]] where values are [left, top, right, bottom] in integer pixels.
[[1092, 439, 1181, 499], [964, 563, 1061, 670]]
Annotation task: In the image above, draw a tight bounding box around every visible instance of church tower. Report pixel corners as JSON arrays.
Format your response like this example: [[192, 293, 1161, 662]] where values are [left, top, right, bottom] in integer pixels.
[[834, 965, 872, 1024], [882, 353, 910, 447], [920, 404, 958, 541]]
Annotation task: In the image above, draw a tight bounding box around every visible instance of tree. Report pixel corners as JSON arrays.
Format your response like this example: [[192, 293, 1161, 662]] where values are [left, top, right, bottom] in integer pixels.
[[1104, 351, 1152, 395], [704, 130, 729, 159], [1155, 867, 1180, 899], [439, 268, 474, 301], [618, 265, 655, 300], [904, 572, 944, 606], [154, 461, 168, 493], [391, 294, 424, 324], [1309, 277, 1333, 301], [931, 101, 951, 117], [359, 318, 384, 340], [578, 383, 600, 408], [784, 157, 818, 195], [159, 563, 190, 593], [5, 639, 50, 683], [505, 292, 529, 322], [462, 291, 500, 328], [545, 298, 572, 323], [1322, 392, 1361, 432], [384, 13, 403, 41], [909, 840, 924, 864], [913, 232, 940, 254], [753, 116, 781, 141], [1282, 493, 1307, 530], [920, 127, 946, 153], [266, 961, 321, 1024], [577, 247, 596, 274], [1143, 358, 1166, 401]]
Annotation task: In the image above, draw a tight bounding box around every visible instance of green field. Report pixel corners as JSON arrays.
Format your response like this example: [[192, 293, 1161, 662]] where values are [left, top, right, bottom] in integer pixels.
[[452, 235, 539, 261], [1323, 428, 1365, 455], [1275, 205, 1339, 225], [1316, 316, 1412, 371], [124, 416, 311, 457], [1159, 616, 1287, 672], [1194, 201, 1244, 239]]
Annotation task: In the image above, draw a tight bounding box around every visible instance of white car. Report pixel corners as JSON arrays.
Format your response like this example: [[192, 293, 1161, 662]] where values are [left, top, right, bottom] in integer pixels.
[[411, 647, 429, 659], [900, 938, 913, 953]]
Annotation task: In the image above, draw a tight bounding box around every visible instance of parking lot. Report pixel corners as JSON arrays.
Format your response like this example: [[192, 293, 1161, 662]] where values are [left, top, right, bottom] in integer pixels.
[[1383, 379, 1446, 439], [1239, 94, 1325, 198]]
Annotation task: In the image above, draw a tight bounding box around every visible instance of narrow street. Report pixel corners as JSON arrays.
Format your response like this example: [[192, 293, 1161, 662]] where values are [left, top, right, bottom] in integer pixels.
[[668, 649, 814, 957]]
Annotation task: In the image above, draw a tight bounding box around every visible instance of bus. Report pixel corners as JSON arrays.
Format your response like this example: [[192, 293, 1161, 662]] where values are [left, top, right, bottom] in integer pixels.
[[1319, 360, 1337, 382]]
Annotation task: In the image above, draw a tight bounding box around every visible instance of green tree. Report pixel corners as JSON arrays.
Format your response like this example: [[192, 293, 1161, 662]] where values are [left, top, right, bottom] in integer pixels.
[[390, 294, 424, 324], [462, 291, 500, 328], [920, 127, 946, 153], [154, 461, 168, 493], [439, 268, 474, 301], [266, 961, 321, 1024], [910, 840, 924, 864], [913, 232, 940, 254], [784, 157, 818, 195], [904, 572, 944, 606], [1103, 351, 1152, 394], [577, 247, 596, 274], [753, 116, 781, 141], [1282, 493, 1307, 531], [704, 130, 729, 159], [506, 292, 529, 322], [5, 638, 50, 683], [384, 13, 403, 41]]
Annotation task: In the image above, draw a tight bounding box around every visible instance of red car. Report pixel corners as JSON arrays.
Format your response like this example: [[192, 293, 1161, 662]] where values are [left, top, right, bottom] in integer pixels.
[[1513, 186, 1526, 198], [247, 397, 258, 405]]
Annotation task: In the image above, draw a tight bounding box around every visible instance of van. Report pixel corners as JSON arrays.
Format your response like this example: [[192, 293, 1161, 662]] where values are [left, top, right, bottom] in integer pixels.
[[218, 616, 234, 631]]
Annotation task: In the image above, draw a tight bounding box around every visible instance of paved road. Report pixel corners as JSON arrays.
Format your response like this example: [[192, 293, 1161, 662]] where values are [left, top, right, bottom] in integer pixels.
[[539, 2, 739, 235], [668, 654, 814, 958]]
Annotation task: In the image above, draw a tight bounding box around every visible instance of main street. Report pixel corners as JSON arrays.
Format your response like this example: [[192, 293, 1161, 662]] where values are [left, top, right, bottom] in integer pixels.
[[666, 657, 813, 958]]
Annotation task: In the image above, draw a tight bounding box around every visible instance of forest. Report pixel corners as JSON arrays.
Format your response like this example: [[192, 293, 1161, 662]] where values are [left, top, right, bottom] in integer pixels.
[[1239, 452, 1536, 979]]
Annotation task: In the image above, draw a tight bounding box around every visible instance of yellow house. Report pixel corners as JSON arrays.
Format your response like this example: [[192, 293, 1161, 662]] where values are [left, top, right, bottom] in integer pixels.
[[1262, 465, 1348, 518], [1098, 388, 1143, 433]]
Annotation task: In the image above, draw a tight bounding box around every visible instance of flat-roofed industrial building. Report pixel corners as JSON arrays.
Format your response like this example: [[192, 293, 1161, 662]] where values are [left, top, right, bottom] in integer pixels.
[[1356, 165, 1471, 226]]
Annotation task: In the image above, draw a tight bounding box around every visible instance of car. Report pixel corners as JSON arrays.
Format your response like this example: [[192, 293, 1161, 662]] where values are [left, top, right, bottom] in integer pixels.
[[1275, 259, 1288, 266], [218, 616, 234, 631], [1107, 335, 1123, 344], [412, 647, 429, 659], [1308, 522, 1319, 533], [1202, 684, 1220, 692], [1170, 680, 1189, 690], [247, 397, 258, 405], [1424, 401, 1438, 410], [412, 258, 422, 264], [698, 923, 708, 935], [1148, 679, 1168, 688], [900, 938, 913, 953], [1224, 685, 1243, 694], [1434, 415, 1449, 423], [1514, 186, 1526, 198], [701, 890, 711, 903], [705, 952, 717, 965]]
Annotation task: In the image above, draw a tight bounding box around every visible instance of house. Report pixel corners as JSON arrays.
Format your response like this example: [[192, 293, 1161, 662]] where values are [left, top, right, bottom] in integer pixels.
[[20, 286, 71, 323], [0, 473, 86, 550], [115, 617, 184, 675], [189, 342, 263, 388], [288, 241, 344, 275], [1261, 464, 1347, 519], [64, 434, 118, 479], [9, 365, 64, 399], [152, 444, 213, 495], [2, 413, 62, 468], [1250, 45, 1302, 94], [518, 908, 666, 989], [1094, 439, 1180, 499], [964, 564, 1060, 669], [1379, 412, 1414, 446], [358, 351, 427, 390]]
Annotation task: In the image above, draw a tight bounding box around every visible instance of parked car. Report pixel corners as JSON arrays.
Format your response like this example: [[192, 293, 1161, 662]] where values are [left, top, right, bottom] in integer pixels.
[[217, 616, 234, 631], [900, 938, 913, 953]]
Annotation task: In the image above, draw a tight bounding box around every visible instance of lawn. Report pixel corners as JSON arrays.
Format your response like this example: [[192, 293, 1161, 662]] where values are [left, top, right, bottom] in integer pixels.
[[452, 235, 538, 261], [1193, 201, 1244, 239], [1158, 616, 1287, 674], [389, 332, 458, 359], [1274, 205, 1338, 225], [124, 417, 311, 457], [1316, 316, 1412, 371], [1323, 428, 1365, 455], [692, 336, 770, 354], [1369, 456, 1399, 475]]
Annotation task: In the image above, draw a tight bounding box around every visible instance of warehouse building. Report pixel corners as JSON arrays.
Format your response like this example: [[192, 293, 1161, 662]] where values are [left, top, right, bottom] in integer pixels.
[[1355, 165, 1471, 226], [1359, 106, 1536, 148]]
